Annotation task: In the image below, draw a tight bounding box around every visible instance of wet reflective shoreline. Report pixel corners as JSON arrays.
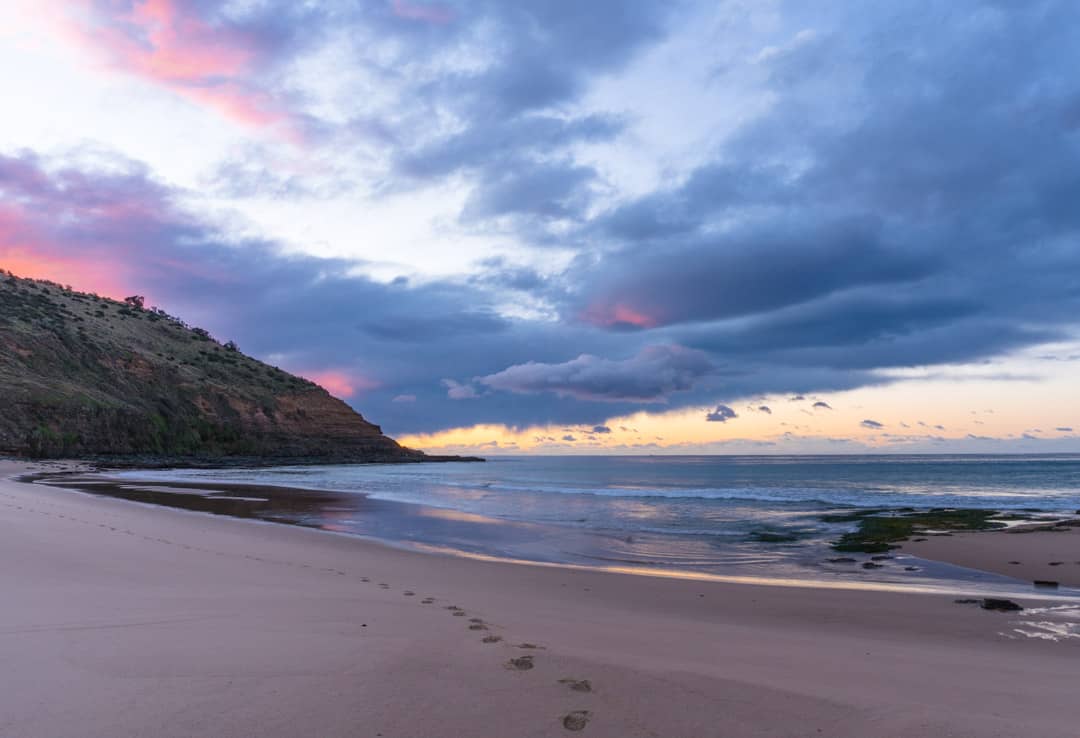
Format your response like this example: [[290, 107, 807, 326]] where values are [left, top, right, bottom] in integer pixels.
[[29, 470, 1080, 602]]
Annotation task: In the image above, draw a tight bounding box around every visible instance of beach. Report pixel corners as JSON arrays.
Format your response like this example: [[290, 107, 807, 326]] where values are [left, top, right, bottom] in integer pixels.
[[2, 460, 1078, 738], [902, 524, 1080, 589]]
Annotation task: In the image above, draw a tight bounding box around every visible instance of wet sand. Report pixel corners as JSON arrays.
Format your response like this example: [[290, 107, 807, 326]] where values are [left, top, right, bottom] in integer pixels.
[[2, 460, 1078, 737], [903, 523, 1080, 588]]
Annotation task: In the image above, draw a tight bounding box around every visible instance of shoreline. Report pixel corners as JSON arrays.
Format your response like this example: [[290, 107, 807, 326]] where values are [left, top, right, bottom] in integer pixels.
[[33, 464, 1080, 598], [3, 459, 1079, 736]]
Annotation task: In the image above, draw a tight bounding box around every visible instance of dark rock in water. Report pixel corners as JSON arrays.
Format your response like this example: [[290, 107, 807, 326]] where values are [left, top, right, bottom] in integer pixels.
[[1008, 561, 1021, 565], [954, 599, 979, 604], [980, 598, 1023, 612], [870, 555, 892, 561], [1033, 580, 1059, 589], [912, 537, 928, 542], [861, 562, 884, 569], [904, 566, 919, 571], [1049, 561, 1064, 566], [827, 557, 857, 563]]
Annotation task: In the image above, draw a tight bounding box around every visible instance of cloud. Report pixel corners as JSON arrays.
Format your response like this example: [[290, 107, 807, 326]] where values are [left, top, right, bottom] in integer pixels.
[[861, 419, 884, 429], [813, 401, 832, 410], [392, 394, 417, 403], [10, 1, 1080, 447], [592, 425, 612, 434], [789, 395, 805, 401], [757, 405, 772, 414], [477, 345, 713, 403], [298, 369, 375, 399], [48, 0, 315, 140], [706, 404, 738, 423], [1056, 427, 1073, 432], [442, 379, 479, 400]]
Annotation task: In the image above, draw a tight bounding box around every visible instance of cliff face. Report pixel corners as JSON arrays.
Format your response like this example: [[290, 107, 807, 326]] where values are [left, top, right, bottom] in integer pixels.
[[0, 272, 424, 462]]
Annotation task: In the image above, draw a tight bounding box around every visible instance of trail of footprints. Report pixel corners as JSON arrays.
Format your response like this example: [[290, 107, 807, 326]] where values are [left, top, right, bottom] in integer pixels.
[[1, 493, 595, 732], [405, 595, 592, 730]]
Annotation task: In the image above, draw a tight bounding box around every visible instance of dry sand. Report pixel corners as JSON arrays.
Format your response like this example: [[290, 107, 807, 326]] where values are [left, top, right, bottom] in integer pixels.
[[2, 460, 1078, 738], [902, 524, 1080, 588]]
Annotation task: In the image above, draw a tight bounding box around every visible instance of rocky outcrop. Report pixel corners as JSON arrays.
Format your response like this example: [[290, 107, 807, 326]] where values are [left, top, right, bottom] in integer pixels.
[[0, 272, 432, 463]]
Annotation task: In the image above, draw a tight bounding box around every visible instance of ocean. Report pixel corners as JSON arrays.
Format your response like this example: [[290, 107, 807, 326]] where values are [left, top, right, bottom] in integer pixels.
[[104, 454, 1080, 587]]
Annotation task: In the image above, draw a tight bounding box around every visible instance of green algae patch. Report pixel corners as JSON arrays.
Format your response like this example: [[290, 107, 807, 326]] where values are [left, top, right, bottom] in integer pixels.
[[829, 509, 1007, 553]]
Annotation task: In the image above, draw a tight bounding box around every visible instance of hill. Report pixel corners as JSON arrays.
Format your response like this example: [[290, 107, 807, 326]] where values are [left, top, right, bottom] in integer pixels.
[[0, 271, 436, 463]]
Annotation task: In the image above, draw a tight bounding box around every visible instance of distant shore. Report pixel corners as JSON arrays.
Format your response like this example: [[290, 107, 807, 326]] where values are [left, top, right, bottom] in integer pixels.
[[2, 459, 1078, 737]]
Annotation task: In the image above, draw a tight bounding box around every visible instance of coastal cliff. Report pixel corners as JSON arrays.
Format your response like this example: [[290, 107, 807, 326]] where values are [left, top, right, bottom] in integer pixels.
[[0, 271, 434, 463]]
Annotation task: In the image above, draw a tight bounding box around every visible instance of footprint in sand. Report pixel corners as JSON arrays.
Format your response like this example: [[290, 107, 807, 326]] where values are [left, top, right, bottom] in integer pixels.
[[360, 577, 370, 582], [481, 635, 503, 644], [446, 605, 462, 611], [517, 643, 545, 650], [453, 611, 466, 617], [403, 591, 415, 596], [379, 583, 390, 589], [469, 623, 488, 631], [468, 617, 484, 623], [421, 598, 435, 604], [562, 711, 591, 731], [558, 679, 592, 693], [506, 655, 534, 671]]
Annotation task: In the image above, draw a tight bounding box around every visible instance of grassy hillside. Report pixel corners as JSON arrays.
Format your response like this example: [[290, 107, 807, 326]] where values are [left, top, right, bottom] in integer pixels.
[[0, 271, 424, 462]]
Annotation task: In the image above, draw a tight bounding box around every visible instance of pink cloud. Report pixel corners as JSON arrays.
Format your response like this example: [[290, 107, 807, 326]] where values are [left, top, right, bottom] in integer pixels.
[[47, 0, 300, 139], [580, 301, 660, 329], [391, 0, 455, 25], [299, 370, 380, 400], [0, 202, 131, 298]]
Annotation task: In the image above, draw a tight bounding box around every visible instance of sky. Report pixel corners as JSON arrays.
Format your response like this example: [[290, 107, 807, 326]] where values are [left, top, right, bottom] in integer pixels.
[[1, 0, 1079, 455]]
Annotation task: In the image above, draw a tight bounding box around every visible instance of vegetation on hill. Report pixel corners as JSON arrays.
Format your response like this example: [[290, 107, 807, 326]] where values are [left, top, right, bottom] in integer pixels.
[[0, 271, 426, 462]]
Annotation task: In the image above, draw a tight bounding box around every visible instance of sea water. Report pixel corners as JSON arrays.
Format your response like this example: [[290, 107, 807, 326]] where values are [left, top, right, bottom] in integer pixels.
[[109, 454, 1080, 586]]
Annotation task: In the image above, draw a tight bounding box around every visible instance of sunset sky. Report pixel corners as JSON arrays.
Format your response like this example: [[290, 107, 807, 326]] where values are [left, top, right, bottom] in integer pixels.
[[2, 0, 1079, 454]]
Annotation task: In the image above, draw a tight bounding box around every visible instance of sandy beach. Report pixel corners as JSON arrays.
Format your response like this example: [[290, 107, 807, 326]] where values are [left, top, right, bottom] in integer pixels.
[[902, 524, 1080, 589], [2, 460, 1078, 738]]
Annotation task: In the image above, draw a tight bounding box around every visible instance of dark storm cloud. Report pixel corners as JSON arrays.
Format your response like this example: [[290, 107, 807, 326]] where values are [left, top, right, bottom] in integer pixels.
[[567, 0, 1080, 378], [579, 216, 933, 328]]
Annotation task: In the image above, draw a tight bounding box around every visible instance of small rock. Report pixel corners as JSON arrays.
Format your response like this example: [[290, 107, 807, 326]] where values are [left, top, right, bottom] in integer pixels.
[[954, 599, 979, 604], [904, 566, 919, 571], [871, 555, 892, 561], [827, 557, 857, 563], [1008, 561, 1021, 565], [980, 598, 1023, 612], [1034, 580, 1059, 588], [861, 562, 884, 569], [1049, 561, 1064, 566]]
